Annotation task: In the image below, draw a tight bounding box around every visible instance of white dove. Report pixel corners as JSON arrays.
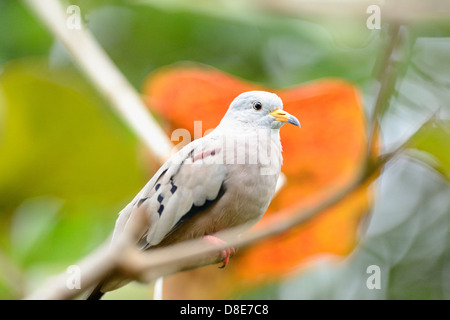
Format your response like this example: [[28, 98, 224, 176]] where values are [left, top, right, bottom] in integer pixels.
[[87, 91, 300, 299]]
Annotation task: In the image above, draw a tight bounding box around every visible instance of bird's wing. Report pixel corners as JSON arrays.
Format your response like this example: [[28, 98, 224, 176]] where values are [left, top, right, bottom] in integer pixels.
[[111, 135, 227, 248]]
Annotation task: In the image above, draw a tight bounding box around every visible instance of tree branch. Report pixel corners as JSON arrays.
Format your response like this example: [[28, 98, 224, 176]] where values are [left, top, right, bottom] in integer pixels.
[[365, 24, 406, 161], [25, 141, 400, 300]]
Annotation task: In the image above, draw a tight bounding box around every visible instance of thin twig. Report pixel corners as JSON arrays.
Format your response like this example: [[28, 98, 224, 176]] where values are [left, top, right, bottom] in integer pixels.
[[365, 24, 406, 165]]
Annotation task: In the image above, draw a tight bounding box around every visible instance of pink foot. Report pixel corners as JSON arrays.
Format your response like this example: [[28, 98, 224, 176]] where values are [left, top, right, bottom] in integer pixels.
[[202, 235, 236, 268]]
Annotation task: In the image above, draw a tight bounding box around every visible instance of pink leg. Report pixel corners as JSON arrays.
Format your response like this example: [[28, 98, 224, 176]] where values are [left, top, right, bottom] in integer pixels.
[[202, 235, 236, 268]]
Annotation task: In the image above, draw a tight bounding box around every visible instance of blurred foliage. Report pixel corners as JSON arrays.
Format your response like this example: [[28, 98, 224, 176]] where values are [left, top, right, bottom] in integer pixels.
[[0, 1, 52, 65], [0, 0, 449, 299], [271, 158, 450, 300], [407, 120, 450, 181], [50, 0, 384, 90], [0, 60, 147, 297]]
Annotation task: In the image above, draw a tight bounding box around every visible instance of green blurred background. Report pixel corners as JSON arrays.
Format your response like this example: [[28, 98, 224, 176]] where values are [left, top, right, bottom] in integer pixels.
[[0, 0, 449, 299]]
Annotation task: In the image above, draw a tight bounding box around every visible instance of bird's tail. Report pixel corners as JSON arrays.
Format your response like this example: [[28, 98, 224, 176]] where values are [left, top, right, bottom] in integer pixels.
[[85, 281, 105, 300], [153, 277, 164, 300]]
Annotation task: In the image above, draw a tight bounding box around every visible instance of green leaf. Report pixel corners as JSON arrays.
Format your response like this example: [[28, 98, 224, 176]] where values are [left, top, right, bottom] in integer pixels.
[[406, 119, 450, 181], [0, 59, 147, 265], [0, 59, 145, 208], [10, 196, 63, 261]]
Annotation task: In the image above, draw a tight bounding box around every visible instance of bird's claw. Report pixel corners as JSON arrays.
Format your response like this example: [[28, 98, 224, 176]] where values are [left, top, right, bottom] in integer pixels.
[[202, 235, 236, 269], [218, 246, 236, 269]]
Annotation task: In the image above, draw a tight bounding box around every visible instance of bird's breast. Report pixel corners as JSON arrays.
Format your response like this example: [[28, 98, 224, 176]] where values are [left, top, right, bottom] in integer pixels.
[[211, 134, 283, 231]]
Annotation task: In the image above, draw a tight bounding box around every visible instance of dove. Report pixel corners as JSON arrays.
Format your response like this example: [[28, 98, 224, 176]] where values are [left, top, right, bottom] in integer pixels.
[[87, 91, 300, 299]]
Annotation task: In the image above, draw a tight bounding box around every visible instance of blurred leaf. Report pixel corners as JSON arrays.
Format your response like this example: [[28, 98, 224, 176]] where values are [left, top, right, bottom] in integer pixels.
[[0, 248, 25, 299], [380, 37, 450, 150], [0, 59, 147, 267], [0, 1, 52, 65], [272, 158, 450, 300], [407, 119, 450, 181], [48, 2, 381, 90], [10, 196, 63, 262], [142, 63, 372, 299], [0, 60, 145, 208]]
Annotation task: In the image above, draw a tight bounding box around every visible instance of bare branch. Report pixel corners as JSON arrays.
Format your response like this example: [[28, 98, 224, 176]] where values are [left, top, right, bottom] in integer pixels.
[[364, 24, 410, 171], [23, 206, 225, 300], [25, 144, 397, 300]]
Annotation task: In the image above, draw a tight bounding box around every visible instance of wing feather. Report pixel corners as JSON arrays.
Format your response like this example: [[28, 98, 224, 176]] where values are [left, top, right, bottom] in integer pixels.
[[111, 135, 227, 248]]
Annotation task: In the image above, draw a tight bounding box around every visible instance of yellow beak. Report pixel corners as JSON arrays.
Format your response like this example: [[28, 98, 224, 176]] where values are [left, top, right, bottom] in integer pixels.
[[269, 109, 301, 127]]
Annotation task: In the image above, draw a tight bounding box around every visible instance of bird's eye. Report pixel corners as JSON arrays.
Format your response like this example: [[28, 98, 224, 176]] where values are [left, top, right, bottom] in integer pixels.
[[253, 101, 262, 111]]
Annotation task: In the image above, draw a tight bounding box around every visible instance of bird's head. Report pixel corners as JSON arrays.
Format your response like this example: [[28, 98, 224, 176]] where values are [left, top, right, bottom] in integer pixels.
[[220, 91, 300, 130]]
